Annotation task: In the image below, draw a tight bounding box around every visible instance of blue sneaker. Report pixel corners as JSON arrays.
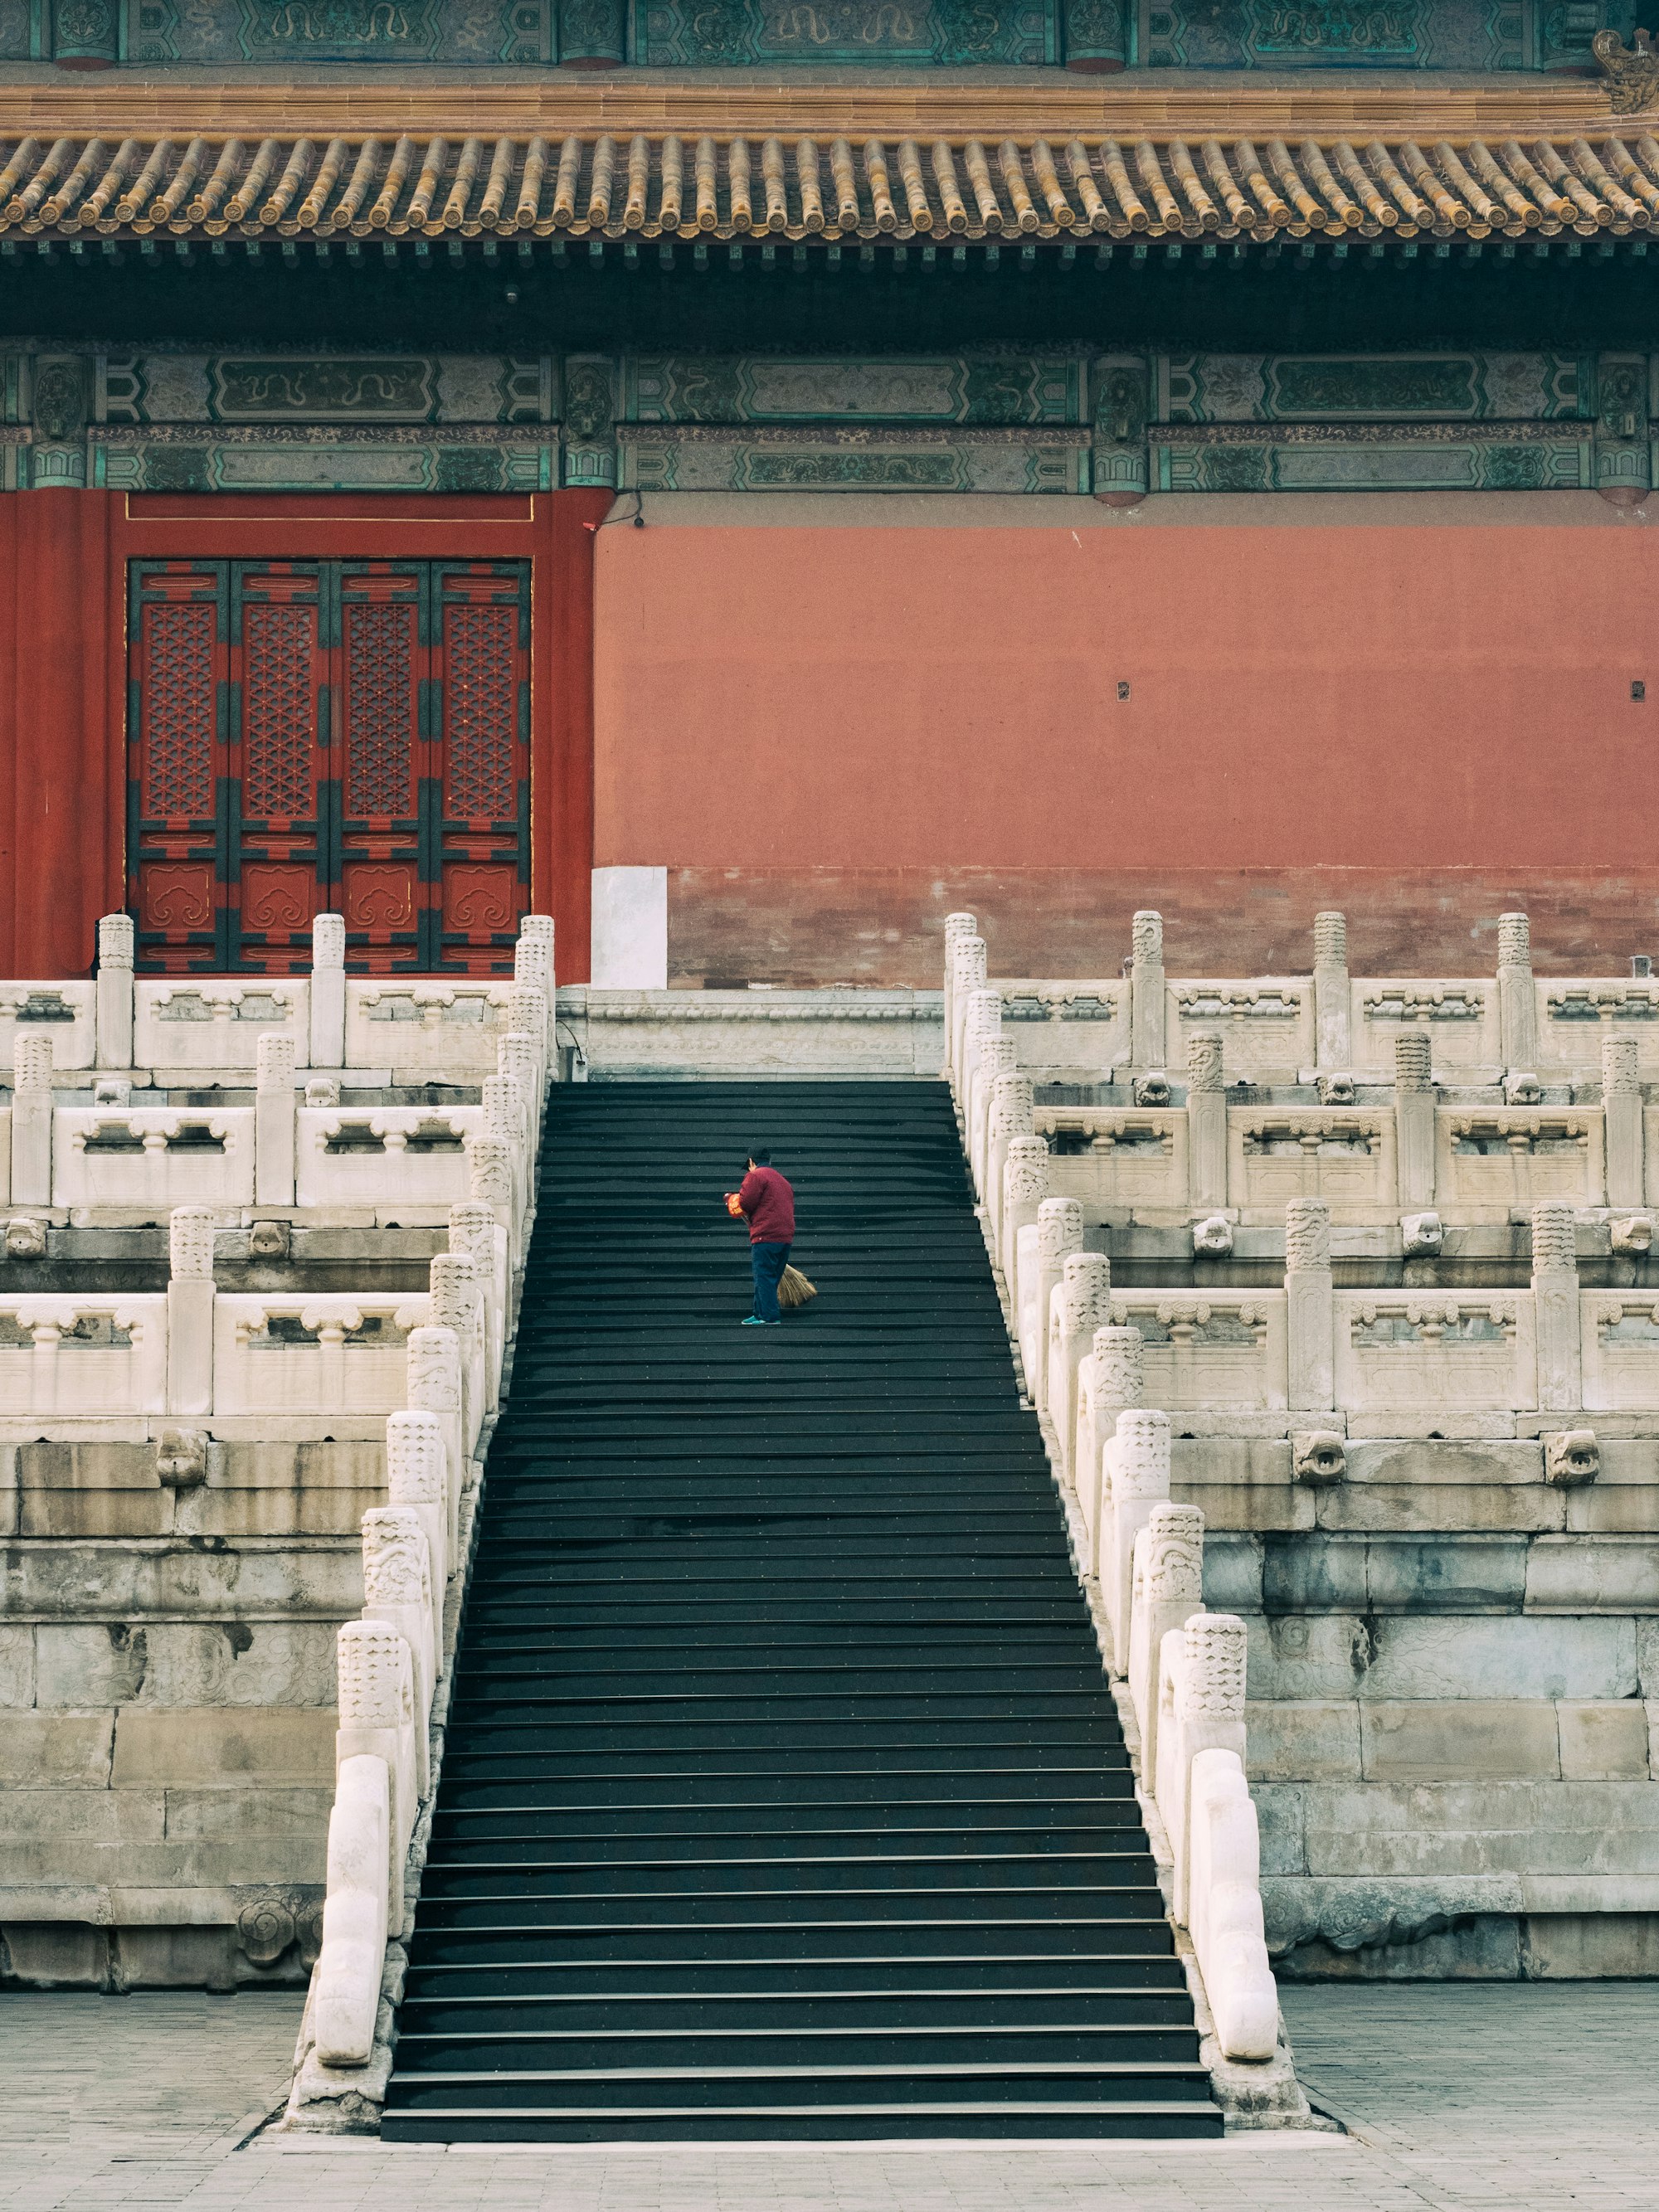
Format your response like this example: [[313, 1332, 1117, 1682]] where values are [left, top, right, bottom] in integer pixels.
[[741, 1316, 779, 1326]]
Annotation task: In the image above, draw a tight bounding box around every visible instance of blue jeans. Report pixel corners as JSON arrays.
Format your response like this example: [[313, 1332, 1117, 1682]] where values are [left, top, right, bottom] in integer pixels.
[[750, 1240, 792, 1322]]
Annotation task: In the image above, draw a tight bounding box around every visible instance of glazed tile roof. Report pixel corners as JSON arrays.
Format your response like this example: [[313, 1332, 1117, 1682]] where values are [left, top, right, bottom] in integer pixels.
[[0, 126, 1654, 242]]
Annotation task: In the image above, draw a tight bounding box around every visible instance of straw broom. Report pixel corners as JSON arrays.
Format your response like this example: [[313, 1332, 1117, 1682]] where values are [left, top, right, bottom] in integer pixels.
[[778, 1264, 817, 1310]]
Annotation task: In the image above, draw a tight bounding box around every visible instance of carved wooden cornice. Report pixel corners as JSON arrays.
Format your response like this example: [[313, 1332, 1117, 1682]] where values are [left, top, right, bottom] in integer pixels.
[[0, 73, 1633, 143]]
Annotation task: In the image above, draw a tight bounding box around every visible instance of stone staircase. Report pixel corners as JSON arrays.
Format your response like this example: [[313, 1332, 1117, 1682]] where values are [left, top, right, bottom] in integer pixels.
[[382, 1077, 1220, 2142]]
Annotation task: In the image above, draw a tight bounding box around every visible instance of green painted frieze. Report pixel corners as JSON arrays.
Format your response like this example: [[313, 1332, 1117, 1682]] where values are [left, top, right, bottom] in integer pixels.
[[0, 343, 1648, 500], [1162, 352, 1586, 422], [626, 354, 1082, 425], [1133, 0, 1630, 64], [634, 0, 1052, 65], [128, 0, 552, 63], [2, 0, 1620, 61]]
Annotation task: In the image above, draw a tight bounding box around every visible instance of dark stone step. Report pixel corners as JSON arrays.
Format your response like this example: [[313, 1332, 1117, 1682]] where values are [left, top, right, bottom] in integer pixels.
[[401, 1953, 1190, 2000], [397, 1990, 1192, 2033], [382, 2059, 1218, 2114], [405, 1917, 1181, 1966], [380, 2100, 1224, 2144]]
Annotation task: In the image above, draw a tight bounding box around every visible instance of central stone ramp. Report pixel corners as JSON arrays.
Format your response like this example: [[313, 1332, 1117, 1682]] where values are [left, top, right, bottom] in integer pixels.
[[382, 1078, 1220, 2142]]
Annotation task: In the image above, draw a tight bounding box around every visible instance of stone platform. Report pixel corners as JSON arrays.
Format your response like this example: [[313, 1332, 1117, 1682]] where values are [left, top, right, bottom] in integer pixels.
[[2, 1984, 1657, 2210]]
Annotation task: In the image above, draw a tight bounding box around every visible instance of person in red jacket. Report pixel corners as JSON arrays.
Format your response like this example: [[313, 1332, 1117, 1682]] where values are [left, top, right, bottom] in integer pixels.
[[732, 1149, 795, 1327]]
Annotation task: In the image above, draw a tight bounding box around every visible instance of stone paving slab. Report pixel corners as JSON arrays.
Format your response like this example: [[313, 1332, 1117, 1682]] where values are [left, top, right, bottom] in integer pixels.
[[3, 1984, 1659, 2212]]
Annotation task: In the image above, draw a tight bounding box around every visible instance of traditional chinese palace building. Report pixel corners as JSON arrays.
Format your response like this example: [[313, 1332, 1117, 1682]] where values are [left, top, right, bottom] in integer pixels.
[[0, 1, 1656, 986]]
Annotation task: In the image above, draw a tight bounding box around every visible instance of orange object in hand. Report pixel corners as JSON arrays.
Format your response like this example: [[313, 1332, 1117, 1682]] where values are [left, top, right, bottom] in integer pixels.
[[724, 1192, 745, 1219]]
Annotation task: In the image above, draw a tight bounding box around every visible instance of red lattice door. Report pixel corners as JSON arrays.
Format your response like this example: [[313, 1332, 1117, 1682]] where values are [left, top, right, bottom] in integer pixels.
[[338, 563, 431, 972], [129, 562, 231, 970], [129, 559, 531, 975], [231, 563, 329, 970], [433, 564, 532, 970]]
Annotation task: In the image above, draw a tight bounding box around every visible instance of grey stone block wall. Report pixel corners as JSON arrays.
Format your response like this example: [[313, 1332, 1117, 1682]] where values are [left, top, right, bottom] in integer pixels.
[[1191, 1432, 1659, 1978], [0, 1437, 368, 1989]]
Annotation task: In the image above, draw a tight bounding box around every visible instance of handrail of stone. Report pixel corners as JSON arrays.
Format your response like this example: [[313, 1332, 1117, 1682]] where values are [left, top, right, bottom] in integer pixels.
[[1076, 1417, 1277, 2068], [0, 1220, 501, 1437], [0, 908, 554, 1077], [285, 1040, 542, 2124], [1151, 1605, 1279, 2066], [946, 907, 1659, 1100], [961, 1002, 1647, 1243], [3, 1011, 543, 1224]]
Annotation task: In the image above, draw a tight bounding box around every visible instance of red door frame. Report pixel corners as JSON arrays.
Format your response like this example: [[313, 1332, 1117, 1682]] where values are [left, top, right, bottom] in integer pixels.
[[0, 488, 607, 981]]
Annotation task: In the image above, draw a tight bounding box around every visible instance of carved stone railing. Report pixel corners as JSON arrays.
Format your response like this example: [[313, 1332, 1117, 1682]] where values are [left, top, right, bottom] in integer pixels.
[[1150, 1603, 1279, 2066], [283, 1043, 542, 2126], [956, 930, 1656, 1244], [0, 911, 552, 1225], [0, 910, 553, 1081], [953, 907, 1659, 1093]]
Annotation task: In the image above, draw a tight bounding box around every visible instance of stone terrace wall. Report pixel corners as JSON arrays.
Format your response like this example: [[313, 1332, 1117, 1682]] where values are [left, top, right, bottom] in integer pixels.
[[952, 906, 1659, 1978]]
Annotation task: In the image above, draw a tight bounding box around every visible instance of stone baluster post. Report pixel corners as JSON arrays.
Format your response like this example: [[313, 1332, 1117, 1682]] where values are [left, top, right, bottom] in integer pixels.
[[508, 983, 548, 1077], [1078, 1324, 1143, 1578], [511, 946, 555, 1086], [1603, 1034, 1644, 1210], [387, 1408, 449, 1663], [312, 1754, 391, 2067], [1286, 1197, 1335, 1415], [518, 912, 556, 1002], [309, 913, 347, 1070], [962, 989, 1002, 1159], [951, 938, 987, 1104], [1532, 1200, 1582, 1412], [1130, 910, 1166, 1075], [1000, 1135, 1049, 1300], [1026, 1196, 1083, 1407], [482, 1074, 528, 1222], [255, 1033, 296, 1207], [1186, 1030, 1227, 1212], [333, 1618, 416, 1936], [986, 1072, 1034, 1257], [429, 1251, 484, 1455], [10, 1032, 53, 1207], [971, 1035, 1018, 1198], [96, 912, 134, 1072], [1162, 1611, 1248, 1925], [512, 937, 546, 992], [499, 1028, 542, 1149], [359, 1507, 433, 1799], [1312, 911, 1350, 1072], [1106, 1407, 1170, 1675], [448, 1201, 504, 1409], [1497, 912, 1538, 1077], [1078, 1323, 1143, 1576], [1394, 1030, 1436, 1212], [406, 1325, 464, 1553], [1129, 1500, 1205, 1787], [468, 1134, 519, 1267], [166, 1203, 215, 1417], [1048, 1252, 1112, 1485], [941, 910, 977, 1077]]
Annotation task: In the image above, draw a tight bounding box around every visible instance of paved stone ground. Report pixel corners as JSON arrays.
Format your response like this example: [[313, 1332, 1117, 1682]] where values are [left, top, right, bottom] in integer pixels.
[[2, 1982, 1658, 2210]]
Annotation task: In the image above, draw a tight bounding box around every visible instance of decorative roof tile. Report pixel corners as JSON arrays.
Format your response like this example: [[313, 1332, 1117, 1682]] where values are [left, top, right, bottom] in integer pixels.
[[0, 126, 1652, 243]]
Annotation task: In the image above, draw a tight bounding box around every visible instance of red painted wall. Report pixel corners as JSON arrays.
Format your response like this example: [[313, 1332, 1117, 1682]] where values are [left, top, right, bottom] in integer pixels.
[[0, 489, 608, 980], [593, 519, 1659, 982]]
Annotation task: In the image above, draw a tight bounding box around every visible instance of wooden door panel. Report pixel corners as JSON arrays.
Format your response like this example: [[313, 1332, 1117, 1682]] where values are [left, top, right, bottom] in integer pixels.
[[435, 563, 531, 972], [231, 566, 328, 973], [129, 562, 230, 973], [338, 564, 430, 973]]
